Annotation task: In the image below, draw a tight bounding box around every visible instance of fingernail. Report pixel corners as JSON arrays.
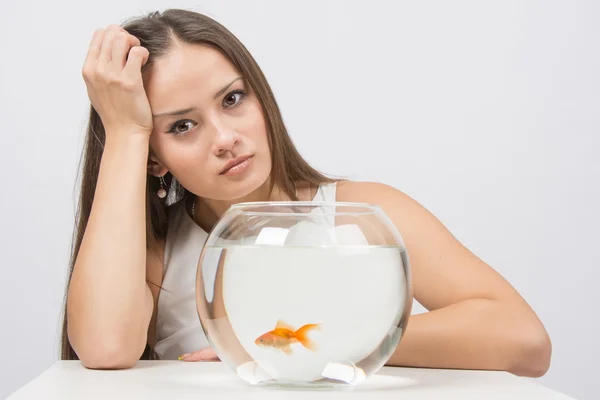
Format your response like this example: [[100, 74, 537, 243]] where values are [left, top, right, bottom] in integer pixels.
[[178, 353, 190, 361]]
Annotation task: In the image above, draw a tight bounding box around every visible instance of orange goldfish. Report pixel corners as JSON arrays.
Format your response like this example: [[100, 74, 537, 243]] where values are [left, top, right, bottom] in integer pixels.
[[255, 320, 320, 355]]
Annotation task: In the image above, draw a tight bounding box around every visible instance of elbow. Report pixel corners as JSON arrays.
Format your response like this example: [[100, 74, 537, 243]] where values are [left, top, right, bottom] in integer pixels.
[[80, 348, 139, 370], [70, 331, 143, 370], [509, 325, 552, 378], [78, 341, 140, 370]]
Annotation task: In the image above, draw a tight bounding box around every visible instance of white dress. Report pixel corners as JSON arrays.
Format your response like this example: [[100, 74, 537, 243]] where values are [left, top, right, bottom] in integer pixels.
[[154, 182, 338, 360]]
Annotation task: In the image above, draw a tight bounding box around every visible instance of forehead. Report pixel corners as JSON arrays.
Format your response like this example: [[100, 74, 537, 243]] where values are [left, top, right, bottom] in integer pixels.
[[144, 43, 240, 109]]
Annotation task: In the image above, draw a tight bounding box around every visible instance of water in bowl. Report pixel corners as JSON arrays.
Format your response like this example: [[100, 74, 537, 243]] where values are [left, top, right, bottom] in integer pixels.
[[196, 244, 410, 389]]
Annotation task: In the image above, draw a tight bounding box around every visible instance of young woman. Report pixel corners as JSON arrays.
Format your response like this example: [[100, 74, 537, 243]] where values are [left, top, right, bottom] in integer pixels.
[[63, 8, 551, 377]]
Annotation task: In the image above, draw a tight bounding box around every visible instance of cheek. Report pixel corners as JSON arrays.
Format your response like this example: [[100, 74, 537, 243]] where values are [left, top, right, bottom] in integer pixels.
[[243, 102, 269, 144], [150, 134, 210, 173], [252, 117, 272, 170], [149, 133, 181, 163]]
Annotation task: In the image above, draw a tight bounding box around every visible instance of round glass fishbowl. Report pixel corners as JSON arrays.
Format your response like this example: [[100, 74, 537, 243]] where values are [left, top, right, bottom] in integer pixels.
[[195, 201, 412, 389]]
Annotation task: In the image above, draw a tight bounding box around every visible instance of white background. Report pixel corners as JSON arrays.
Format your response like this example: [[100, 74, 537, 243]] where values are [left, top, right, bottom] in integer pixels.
[[0, 1, 598, 399]]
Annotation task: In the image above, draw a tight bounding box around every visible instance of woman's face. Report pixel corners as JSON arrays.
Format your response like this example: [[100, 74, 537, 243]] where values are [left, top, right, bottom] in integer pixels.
[[145, 43, 271, 201]]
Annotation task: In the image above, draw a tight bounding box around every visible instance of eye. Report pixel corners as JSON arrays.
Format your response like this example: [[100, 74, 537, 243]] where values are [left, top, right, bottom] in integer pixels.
[[222, 89, 246, 108], [167, 119, 196, 136]]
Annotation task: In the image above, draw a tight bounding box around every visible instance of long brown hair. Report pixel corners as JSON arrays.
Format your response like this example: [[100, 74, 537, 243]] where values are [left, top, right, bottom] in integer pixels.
[[60, 9, 336, 361]]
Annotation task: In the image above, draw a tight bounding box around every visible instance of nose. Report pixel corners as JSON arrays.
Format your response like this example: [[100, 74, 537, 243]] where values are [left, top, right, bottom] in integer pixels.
[[209, 114, 241, 156]]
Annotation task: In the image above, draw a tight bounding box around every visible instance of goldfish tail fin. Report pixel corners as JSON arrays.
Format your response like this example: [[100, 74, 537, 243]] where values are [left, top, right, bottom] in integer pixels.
[[295, 324, 320, 351]]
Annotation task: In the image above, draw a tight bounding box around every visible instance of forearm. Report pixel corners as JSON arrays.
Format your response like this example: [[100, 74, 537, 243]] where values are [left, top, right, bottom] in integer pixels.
[[387, 298, 551, 377], [67, 132, 153, 367]]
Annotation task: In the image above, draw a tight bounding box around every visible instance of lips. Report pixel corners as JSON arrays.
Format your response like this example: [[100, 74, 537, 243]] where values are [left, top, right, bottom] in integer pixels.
[[219, 155, 253, 175]]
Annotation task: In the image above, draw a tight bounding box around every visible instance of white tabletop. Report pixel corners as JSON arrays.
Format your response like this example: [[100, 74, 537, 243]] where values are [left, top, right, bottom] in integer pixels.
[[6, 361, 574, 399]]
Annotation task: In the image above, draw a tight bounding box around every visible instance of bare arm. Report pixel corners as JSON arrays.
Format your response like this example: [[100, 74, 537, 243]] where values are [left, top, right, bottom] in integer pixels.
[[67, 134, 153, 368], [337, 181, 552, 377], [66, 25, 155, 369]]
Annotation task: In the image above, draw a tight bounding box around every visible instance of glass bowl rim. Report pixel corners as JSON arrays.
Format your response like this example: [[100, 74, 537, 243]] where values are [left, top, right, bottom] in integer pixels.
[[226, 201, 382, 216]]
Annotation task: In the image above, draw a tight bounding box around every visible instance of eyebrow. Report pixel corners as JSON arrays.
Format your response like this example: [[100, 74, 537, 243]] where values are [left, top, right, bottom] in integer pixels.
[[152, 76, 245, 118]]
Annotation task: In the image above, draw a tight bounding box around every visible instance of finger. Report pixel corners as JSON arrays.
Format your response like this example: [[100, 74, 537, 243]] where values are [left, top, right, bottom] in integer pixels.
[[123, 46, 150, 78], [98, 24, 125, 65], [85, 28, 105, 63], [179, 348, 219, 362], [178, 348, 219, 362], [82, 29, 106, 81], [111, 32, 141, 70]]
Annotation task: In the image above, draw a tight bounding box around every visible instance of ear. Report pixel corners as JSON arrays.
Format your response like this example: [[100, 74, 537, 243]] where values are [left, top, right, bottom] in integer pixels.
[[148, 151, 168, 178]]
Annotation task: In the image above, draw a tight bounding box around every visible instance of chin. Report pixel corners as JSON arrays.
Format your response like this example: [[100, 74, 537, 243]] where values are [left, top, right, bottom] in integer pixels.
[[220, 168, 271, 201]]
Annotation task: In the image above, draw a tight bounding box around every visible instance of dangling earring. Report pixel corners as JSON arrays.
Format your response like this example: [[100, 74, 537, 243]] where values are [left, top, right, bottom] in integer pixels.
[[157, 176, 167, 199]]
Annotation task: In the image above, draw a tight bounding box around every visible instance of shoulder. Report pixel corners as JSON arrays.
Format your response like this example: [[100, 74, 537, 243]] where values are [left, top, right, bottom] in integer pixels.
[[335, 180, 444, 239], [336, 180, 419, 210]]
